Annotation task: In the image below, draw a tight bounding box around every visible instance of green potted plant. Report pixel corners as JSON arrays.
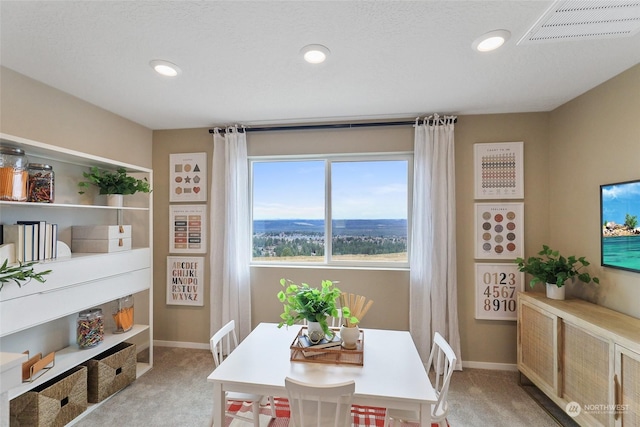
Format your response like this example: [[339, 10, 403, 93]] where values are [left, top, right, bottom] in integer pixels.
[[0, 259, 52, 292], [78, 167, 151, 206], [515, 244, 599, 300], [277, 278, 348, 341]]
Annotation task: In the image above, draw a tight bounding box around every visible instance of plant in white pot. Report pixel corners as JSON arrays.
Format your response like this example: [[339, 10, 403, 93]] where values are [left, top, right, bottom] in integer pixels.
[[78, 167, 151, 206], [515, 245, 599, 300], [277, 278, 343, 343]]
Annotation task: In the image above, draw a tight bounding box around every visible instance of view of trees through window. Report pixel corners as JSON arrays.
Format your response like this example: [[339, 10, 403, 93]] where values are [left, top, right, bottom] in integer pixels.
[[251, 157, 410, 265]]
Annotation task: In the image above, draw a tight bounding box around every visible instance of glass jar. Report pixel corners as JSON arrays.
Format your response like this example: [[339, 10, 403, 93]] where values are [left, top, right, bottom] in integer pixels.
[[0, 146, 28, 201], [112, 295, 134, 333], [77, 308, 104, 348], [27, 163, 55, 203]]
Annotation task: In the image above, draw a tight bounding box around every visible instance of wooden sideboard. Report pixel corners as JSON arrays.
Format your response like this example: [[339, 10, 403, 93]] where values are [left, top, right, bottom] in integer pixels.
[[517, 292, 640, 427]]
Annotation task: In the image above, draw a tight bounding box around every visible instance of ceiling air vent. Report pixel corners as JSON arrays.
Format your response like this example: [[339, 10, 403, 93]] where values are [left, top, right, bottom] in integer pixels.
[[518, 0, 640, 44]]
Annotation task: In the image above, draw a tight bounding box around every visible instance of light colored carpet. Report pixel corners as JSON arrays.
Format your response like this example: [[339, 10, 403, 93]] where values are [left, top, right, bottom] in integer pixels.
[[74, 346, 567, 427]]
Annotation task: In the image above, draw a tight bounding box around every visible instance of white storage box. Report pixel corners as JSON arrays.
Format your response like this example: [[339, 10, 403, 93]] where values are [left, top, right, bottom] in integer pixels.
[[72, 225, 132, 253], [72, 225, 131, 240]]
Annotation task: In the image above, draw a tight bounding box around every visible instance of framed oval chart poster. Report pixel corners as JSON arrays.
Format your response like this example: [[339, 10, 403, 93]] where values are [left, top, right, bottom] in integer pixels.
[[475, 263, 524, 321]]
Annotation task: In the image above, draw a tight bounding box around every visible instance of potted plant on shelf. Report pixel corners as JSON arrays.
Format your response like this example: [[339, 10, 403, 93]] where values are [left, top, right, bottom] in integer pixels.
[[0, 259, 52, 292], [514, 244, 599, 300], [277, 278, 344, 342], [78, 167, 151, 206]]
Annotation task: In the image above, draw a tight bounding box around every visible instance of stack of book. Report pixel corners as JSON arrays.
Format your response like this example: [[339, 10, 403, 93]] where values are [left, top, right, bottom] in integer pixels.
[[2, 221, 58, 262], [297, 333, 342, 357]]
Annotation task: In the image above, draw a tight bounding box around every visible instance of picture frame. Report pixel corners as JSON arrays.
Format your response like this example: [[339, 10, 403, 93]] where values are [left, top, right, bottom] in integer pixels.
[[474, 202, 524, 259], [169, 204, 207, 254], [166, 256, 204, 306], [474, 141, 524, 199], [170, 152, 207, 202], [600, 179, 640, 273], [474, 263, 524, 321]]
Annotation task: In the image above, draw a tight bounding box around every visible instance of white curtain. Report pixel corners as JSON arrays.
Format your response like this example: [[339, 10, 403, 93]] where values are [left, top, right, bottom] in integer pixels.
[[410, 114, 462, 370], [210, 127, 252, 341]]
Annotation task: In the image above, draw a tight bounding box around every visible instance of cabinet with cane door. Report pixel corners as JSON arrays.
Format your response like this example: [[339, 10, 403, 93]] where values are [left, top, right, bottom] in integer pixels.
[[0, 132, 153, 424], [518, 292, 640, 426]]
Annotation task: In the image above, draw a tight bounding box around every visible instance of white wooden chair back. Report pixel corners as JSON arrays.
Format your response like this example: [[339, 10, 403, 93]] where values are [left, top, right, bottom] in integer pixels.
[[210, 320, 239, 367], [285, 377, 355, 427], [427, 332, 457, 422]]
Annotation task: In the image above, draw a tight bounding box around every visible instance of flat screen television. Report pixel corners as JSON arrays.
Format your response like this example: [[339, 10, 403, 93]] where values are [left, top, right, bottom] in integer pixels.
[[600, 179, 640, 273]]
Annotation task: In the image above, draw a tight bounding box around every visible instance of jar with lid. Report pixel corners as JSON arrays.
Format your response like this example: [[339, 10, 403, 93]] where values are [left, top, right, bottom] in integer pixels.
[[27, 163, 55, 203], [112, 295, 134, 333], [0, 146, 28, 201], [77, 308, 104, 349]]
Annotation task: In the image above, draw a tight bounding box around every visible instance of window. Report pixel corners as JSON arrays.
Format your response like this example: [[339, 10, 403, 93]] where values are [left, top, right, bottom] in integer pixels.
[[251, 154, 410, 267]]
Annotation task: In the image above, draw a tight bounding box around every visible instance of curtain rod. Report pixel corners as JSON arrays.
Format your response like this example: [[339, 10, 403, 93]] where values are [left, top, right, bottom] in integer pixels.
[[208, 117, 457, 134]]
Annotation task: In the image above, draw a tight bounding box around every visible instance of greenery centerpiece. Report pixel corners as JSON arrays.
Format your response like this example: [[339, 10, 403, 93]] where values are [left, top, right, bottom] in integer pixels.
[[78, 167, 151, 195], [277, 278, 351, 339], [0, 259, 52, 292], [515, 244, 600, 289]]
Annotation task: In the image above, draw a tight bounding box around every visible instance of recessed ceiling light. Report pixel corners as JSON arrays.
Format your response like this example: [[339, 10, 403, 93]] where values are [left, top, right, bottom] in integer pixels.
[[472, 30, 511, 52], [300, 44, 330, 64], [150, 59, 181, 77]]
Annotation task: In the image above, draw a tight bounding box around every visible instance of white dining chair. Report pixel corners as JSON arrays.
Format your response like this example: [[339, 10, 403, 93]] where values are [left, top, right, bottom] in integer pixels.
[[210, 320, 275, 426], [384, 332, 457, 427], [285, 376, 355, 427]]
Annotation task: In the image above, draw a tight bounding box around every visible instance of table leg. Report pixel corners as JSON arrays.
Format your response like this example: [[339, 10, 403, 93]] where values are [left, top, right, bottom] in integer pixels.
[[211, 382, 225, 427], [420, 402, 431, 427]]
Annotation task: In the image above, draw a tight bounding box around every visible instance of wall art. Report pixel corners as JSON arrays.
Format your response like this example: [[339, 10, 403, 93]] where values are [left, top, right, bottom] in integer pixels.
[[474, 263, 524, 321], [475, 202, 524, 259], [170, 152, 207, 202], [169, 204, 207, 254], [166, 256, 204, 306], [474, 141, 524, 199]]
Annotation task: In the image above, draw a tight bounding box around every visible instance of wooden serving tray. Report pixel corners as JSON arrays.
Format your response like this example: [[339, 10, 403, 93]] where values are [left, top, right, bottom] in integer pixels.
[[290, 326, 364, 366]]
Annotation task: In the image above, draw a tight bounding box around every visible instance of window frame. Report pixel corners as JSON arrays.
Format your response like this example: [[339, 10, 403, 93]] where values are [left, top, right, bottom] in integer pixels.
[[249, 152, 413, 269]]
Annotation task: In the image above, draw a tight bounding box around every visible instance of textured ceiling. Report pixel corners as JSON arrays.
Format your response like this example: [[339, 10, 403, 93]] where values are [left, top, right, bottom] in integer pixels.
[[1, 1, 639, 130]]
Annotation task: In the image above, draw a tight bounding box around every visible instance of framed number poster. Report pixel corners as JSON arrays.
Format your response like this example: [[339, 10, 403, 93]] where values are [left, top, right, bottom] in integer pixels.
[[169, 204, 207, 253], [475, 263, 524, 321], [475, 202, 524, 259], [474, 141, 524, 199], [170, 152, 207, 202]]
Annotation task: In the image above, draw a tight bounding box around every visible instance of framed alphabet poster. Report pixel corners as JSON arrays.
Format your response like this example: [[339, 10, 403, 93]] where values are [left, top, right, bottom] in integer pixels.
[[474, 142, 524, 199], [475, 263, 524, 321], [166, 256, 204, 306], [170, 152, 207, 202], [169, 204, 207, 253], [475, 202, 524, 259]]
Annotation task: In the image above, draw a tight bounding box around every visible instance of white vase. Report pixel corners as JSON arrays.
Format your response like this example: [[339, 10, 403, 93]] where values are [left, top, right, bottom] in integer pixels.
[[306, 321, 325, 344], [340, 325, 360, 350], [106, 194, 124, 207], [546, 283, 565, 300]]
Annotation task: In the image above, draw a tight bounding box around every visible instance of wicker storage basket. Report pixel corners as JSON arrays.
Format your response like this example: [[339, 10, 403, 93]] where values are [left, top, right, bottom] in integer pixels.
[[83, 342, 136, 403], [9, 365, 87, 427]]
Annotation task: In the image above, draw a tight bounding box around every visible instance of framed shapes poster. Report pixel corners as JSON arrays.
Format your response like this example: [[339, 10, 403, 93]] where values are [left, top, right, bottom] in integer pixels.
[[474, 141, 524, 199], [166, 256, 204, 306], [474, 263, 524, 321], [475, 202, 524, 259], [170, 152, 207, 202], [169, 204, 207, 254]]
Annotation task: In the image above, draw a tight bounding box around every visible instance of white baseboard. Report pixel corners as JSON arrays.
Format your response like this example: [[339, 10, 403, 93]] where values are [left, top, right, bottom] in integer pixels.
[[154, 340, 210, 350], [462, 360, 518, 371]]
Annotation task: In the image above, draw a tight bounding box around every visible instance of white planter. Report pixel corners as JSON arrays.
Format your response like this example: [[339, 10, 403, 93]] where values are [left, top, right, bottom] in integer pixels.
[[306, 321, 325, 344], [340, 325, 360, 349], [106, 194, 124, 207], [546, 283, 565, 300]]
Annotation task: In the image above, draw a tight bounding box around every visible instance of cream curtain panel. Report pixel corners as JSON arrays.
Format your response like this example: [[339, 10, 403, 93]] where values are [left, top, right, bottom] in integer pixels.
[[210, 127, 252, 341], [410, 115, 462, 369]]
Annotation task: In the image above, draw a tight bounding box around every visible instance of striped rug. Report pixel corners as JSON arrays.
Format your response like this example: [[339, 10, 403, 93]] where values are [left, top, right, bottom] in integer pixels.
[[226, 397, 439, 426]]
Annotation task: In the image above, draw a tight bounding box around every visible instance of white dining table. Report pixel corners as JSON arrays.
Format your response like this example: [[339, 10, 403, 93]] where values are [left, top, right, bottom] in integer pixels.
[[207, 322, 436, 427]]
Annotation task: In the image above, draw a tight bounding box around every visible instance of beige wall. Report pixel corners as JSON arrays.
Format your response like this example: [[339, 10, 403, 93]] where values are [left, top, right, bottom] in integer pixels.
[[4, 61, 638, 365], [0, 67, 152, 167], [548, 64, 640, 318]]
